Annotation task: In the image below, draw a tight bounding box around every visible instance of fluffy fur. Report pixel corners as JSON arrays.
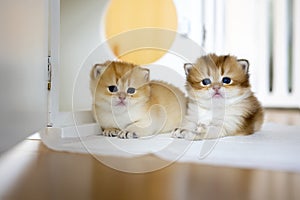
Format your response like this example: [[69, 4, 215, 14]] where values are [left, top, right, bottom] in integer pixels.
[[90, 61, 186, 139], [172, 54, 264, 140]]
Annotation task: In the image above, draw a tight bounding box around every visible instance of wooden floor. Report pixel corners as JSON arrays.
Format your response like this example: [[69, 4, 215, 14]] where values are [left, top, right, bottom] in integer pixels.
[[0, 109, 299, 200]]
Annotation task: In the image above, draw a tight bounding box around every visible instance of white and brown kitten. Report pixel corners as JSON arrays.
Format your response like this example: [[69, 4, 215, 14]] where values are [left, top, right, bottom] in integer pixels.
[[90, 61, 186, 139], [172, 54, 264, 140]]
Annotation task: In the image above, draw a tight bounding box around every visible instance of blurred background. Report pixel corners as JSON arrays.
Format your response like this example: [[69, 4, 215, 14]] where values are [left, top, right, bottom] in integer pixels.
[[57, 0, 300, 112]]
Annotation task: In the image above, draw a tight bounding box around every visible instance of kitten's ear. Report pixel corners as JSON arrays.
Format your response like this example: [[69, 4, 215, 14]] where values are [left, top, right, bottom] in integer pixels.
[[184, 63, 194, 75], [91, 63, 107, 79], [140, 68, 150, 81], [237, 59, 249, 74]]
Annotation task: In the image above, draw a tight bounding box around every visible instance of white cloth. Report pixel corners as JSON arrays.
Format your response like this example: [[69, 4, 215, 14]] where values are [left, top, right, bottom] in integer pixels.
[[40, 123, 300, 172]]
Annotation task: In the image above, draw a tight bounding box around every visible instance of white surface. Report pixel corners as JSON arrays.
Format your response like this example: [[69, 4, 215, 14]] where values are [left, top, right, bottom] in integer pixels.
[[40, 123, 300, 172]]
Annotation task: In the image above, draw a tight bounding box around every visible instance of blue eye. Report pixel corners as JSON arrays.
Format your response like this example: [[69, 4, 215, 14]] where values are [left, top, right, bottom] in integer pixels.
[[127, 87, 136, 94], [222, 77, 232, 84], [108, 85, 118, 93], [201, 78, 211, 86]]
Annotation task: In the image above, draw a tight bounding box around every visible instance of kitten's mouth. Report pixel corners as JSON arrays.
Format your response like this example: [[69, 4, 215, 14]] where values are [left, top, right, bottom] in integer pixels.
[[115, 101, 127, 106], [212, 92, 223, 98]]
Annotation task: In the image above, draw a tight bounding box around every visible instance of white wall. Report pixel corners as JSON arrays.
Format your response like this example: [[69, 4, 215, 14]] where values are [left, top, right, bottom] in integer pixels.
[[60, 0, 109, 111]]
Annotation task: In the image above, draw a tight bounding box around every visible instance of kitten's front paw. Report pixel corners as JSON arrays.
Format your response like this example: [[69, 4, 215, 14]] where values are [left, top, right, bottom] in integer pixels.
[[117, 130, 138, 139], [171, 128, 188, 139], [184, 125, 207, 140], [172, 128, 204, 140], [195, 123, 207, 133], [102, 128, 120, 137], [184, 131, 204, 140]]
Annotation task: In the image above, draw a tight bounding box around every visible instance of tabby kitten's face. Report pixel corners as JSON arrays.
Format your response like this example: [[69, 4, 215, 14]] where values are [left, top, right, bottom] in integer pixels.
[[91, 61, 150, 108], [185, 54, 251, 102]]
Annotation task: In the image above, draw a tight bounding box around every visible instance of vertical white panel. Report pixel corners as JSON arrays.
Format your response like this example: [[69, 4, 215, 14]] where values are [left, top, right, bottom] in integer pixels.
[[272, 0, 288, 96], [224, 0, 256, 58], [254, 0, 271, 100], [174, 0, 203, 46], [188, 0, 203, 46], [293, 0, 300, 108], [203, 0, 216, 52], [214, 0, 225, 54], [59, 0, 109, 112], [0, 0, 48, 153]]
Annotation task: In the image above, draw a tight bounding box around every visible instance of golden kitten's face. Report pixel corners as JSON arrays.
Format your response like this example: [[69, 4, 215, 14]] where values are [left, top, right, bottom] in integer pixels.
[[91, 61, 150, 108], [185, 54, 251, 101]]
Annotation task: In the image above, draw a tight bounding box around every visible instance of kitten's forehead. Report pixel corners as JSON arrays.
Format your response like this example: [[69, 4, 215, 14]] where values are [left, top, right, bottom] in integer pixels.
[[111, 61, 136, 79], [100, 61, 148, 87], [195, 54, 242, 77]]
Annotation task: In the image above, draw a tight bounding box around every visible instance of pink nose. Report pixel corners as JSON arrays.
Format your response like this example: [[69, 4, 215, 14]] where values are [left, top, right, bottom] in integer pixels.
[[213, 85, 221, 91], [119, 96, 125, 101], [118, 92, 126, 101]]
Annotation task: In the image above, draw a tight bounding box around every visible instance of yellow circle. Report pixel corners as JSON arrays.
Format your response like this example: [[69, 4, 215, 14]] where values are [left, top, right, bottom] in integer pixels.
[[105, 0, 178, 65]]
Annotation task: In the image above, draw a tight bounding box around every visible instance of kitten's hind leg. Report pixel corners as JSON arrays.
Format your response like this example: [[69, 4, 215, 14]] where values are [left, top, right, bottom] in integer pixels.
[[102, 128, 120, 137]]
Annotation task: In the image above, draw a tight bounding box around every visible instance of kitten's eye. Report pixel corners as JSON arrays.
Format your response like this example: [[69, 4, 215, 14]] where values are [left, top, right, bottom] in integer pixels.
[[108, 85, 118, 93], [127, 87, 136, 94], [222, 77, 232, 84], [201, 78, 211, 86]]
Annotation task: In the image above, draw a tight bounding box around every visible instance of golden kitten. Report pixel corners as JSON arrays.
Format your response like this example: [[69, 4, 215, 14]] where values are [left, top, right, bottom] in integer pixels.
[[172, 54, 264, 140], [90, 61, 186, 139]]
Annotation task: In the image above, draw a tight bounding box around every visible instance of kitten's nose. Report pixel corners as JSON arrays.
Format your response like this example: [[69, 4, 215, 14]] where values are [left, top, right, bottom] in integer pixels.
[[118, 92, 126, 101], [213, 84, 221, 91]]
